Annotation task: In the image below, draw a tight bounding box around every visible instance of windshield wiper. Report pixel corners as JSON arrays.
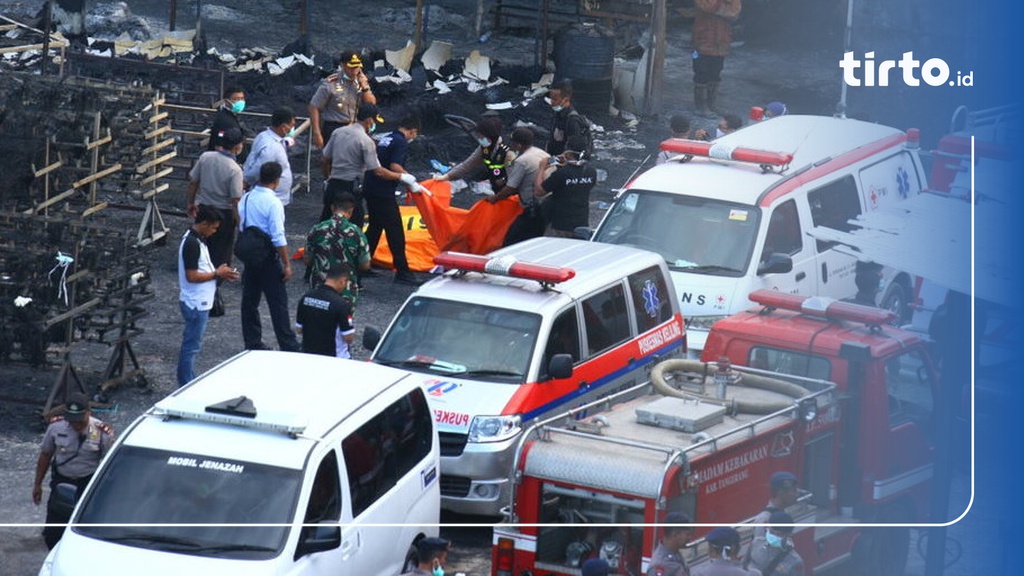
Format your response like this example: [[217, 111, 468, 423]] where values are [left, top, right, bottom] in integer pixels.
[[192, 543, 277, 553], [675, 264, 743, 275], [103, 533, 202, 549], [458, 369, 524, 379], [376, 358, 464, 374]]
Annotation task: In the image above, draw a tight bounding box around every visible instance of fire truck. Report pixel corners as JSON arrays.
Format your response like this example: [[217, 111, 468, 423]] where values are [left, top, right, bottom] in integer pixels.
[[493, 290, 940, 576]]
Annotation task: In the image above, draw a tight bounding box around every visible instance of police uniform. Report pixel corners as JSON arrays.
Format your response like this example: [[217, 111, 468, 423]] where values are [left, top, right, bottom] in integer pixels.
[[39, 414, 115, 548], [648, 542, 689, 576], [305, 213, 370, 299], [746, 538, 804, 576], [310, 73, 362, 139], [692, 558, 761, 576]]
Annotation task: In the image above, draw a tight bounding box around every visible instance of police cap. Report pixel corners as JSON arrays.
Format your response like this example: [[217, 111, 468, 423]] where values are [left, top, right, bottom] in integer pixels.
[[581, 558, 610, 576], [768, 510, 795, 533], [770, 471, 798, 492], [64, 393, 90, 422], [705, 527, 740, 548]]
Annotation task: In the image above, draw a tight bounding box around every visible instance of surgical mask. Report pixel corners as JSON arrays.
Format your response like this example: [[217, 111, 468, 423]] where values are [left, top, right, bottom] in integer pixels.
[[765, 532, 785, 548], [715, 128, 726, 139], [285, 126, 298, 138], [551, 104, 564, 112], [432, 562, 445, 576], [230, 100, 246, 114], [368, 123, 377, 134], [477, 137, 492, 148]]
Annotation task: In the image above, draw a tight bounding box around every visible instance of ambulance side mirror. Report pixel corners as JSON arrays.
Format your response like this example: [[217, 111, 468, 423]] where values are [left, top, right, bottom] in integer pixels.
[[573, 226, 593, 240], [547, 354, 574, 380], [362, 326, 382, 351], [757, 253, 793, 275], [295, 524, 341, 559]]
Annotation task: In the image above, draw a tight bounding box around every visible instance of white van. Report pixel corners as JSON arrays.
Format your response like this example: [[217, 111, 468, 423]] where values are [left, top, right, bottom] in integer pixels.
[[591, 115, 926, 354], [364, 237, 685, 516], [40, 351, 440, 576]]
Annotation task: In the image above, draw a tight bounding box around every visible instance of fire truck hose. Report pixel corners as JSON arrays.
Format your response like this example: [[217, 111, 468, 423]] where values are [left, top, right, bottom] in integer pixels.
[[650, 359, 810, 415]]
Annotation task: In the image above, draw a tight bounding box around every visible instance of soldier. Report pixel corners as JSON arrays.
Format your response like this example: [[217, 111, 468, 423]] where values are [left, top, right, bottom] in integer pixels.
[[401, 536, 451, 576], [745, 511, 805, 576], [32, 393, 115, 549], [304, 193, 370, 295], [752, 471, 799, 539], [648, 511, 694, 576], [692, 527, 761, 576]]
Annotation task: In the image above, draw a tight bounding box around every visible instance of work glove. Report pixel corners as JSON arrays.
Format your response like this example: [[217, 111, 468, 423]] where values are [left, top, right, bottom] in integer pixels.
[[398, 173, 418, 186]]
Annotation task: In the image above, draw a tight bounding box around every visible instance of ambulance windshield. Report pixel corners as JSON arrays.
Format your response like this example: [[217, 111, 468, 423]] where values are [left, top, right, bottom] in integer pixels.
[[75, 446, 300, 559], [594, 190, 760, 276], [374, 297, 542, 383]]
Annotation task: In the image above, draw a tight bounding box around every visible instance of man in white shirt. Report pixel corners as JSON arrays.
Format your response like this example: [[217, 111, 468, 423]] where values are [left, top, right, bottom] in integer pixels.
[[243, 107, 297, 206]]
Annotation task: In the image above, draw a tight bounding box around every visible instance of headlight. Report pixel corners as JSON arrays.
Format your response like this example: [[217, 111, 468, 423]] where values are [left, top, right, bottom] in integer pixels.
[[467, 414, 522, 443], [685, 315, 729, 331]]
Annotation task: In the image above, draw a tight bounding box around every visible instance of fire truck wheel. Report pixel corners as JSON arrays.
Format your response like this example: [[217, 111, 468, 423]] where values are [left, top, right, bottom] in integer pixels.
[[854, 515, 910, 576]]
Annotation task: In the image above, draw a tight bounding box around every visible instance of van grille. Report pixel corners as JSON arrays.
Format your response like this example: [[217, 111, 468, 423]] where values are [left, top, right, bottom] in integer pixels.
[[440, 475, 472, 497], [439, 432, 468, 457]]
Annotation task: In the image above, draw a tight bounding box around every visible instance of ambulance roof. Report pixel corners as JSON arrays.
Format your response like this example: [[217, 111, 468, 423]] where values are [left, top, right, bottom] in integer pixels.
[[122, 352, 416, 469], [416, 237, 671, 316], [630, 115, 907, 206]]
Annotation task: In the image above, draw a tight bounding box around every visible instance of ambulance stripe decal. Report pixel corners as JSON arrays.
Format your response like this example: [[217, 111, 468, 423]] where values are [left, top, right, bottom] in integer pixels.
[[519, 338, 685, 423], [758, 133, 907, 207]]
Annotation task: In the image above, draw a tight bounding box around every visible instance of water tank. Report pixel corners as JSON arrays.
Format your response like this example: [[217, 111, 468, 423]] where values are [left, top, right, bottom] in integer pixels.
[[552, 23, 614, 116]]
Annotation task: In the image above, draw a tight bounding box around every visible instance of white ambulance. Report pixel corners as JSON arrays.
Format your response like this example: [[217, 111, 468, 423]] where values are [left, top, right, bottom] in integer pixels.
[[40, 351, 440, 576], [591, 115, 927, 354], [364, 237, 685, 516]]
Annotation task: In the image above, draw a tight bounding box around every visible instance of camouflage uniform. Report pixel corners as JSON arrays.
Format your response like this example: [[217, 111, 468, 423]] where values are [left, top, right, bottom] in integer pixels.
[[305, 213, 370, 300]]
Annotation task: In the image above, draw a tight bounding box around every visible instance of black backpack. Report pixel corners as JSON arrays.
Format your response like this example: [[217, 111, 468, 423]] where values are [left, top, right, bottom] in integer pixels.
[[566, 110, 595, 160]]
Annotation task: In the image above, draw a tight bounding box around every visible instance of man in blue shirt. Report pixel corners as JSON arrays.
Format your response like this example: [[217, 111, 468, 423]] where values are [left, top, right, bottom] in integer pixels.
[[243, 107, 297, 207], [237, 161, 301, 352], [362, 115, 422, 286]]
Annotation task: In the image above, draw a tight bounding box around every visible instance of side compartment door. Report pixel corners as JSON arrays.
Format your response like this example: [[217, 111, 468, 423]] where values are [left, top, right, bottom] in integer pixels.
[[292, 450, 345, 572], [807, 175, 862, 298], [756, 199, 818, 295]]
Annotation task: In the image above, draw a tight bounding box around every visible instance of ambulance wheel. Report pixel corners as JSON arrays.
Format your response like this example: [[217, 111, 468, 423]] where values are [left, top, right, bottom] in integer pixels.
[[881, 281, 909, 325]]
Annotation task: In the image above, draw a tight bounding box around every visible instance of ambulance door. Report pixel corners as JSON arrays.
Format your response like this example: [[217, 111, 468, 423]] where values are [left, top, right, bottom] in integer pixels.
[[291, 450, 345, 572], [806, 175, 862, 299], [756, 199, 817, 296]]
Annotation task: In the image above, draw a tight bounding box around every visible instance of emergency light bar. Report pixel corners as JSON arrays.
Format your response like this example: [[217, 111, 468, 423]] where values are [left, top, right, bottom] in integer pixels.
[[153, 398, 308, 436], [749, 289, 895, 326], [434, 252, 576, 284], [659, 139, 793, 170]]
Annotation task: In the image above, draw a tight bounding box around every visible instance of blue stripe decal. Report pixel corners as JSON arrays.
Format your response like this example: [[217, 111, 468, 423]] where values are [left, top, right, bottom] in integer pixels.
[[520, 339, 685, 422]]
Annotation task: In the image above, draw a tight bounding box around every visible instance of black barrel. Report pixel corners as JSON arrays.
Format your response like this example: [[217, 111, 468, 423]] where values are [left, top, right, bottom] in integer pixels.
[[552, 23, 614, 116]]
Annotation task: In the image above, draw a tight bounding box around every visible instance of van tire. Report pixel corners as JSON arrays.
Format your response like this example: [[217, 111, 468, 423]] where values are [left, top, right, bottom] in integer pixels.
[[881, 281, 909, 325]]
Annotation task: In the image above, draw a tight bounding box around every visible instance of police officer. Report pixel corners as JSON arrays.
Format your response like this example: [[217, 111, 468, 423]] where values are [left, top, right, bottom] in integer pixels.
[[752, 471, 799, 539], [692, 527, 761, 576], [402, 536, 451, 576], [32, 393, 115, 549], [309, 50, 376, 150], [583, 558, 612, 576], [745, 511, 805, 576], [648, 511, 694, 576]]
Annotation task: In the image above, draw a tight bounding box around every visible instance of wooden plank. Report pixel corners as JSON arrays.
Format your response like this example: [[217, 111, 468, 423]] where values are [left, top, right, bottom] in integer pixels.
[[82, 202, 109, 218], [139, 166, 174, 185], [135, 151, 177, 173], [0, 24, 18, 31], [72, 163, 121, 188], [85, 133, 113, 150], [43, 298, 103, 330], [33, 160, 63, 178], [142, 138, 176, 155], [141, 183, 171, 199], [144, 125, 172, 139], [148, 111, 170, 124], [30, 187, 77, 213]]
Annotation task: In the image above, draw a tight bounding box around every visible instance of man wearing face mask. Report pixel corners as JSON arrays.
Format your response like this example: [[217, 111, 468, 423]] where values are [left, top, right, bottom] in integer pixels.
[[436, 115, 514, 194], [545, 80, 593, 159], [309, 50, 376, 150], [487, 127, 550, 245], [244, 107, 298, 207], [745, 511, 805, 576], [322, 103, 419, 226], [693, 527, 761, 576], [402, 536, 452, 576], [208, 85, 247, 153]]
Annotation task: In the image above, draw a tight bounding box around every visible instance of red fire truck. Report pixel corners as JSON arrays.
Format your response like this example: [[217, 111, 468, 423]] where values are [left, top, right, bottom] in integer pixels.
[[493, 290, 940, 576]]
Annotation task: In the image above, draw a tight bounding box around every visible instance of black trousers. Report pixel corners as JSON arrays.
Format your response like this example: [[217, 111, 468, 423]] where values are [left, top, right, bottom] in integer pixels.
[[321, 121, 346, 144], [240, 259, 301, 351], [693, 53, 725, 84], [43, 472, 91, 549], [503, 210, 546, 247], [321, 178, 365, 227], [365, 194, 410, 273]]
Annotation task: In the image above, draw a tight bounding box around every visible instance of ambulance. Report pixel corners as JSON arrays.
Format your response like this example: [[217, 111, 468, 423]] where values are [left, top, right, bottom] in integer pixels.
[[591, 115, 928, 355], [364, 238, 686, 515]]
